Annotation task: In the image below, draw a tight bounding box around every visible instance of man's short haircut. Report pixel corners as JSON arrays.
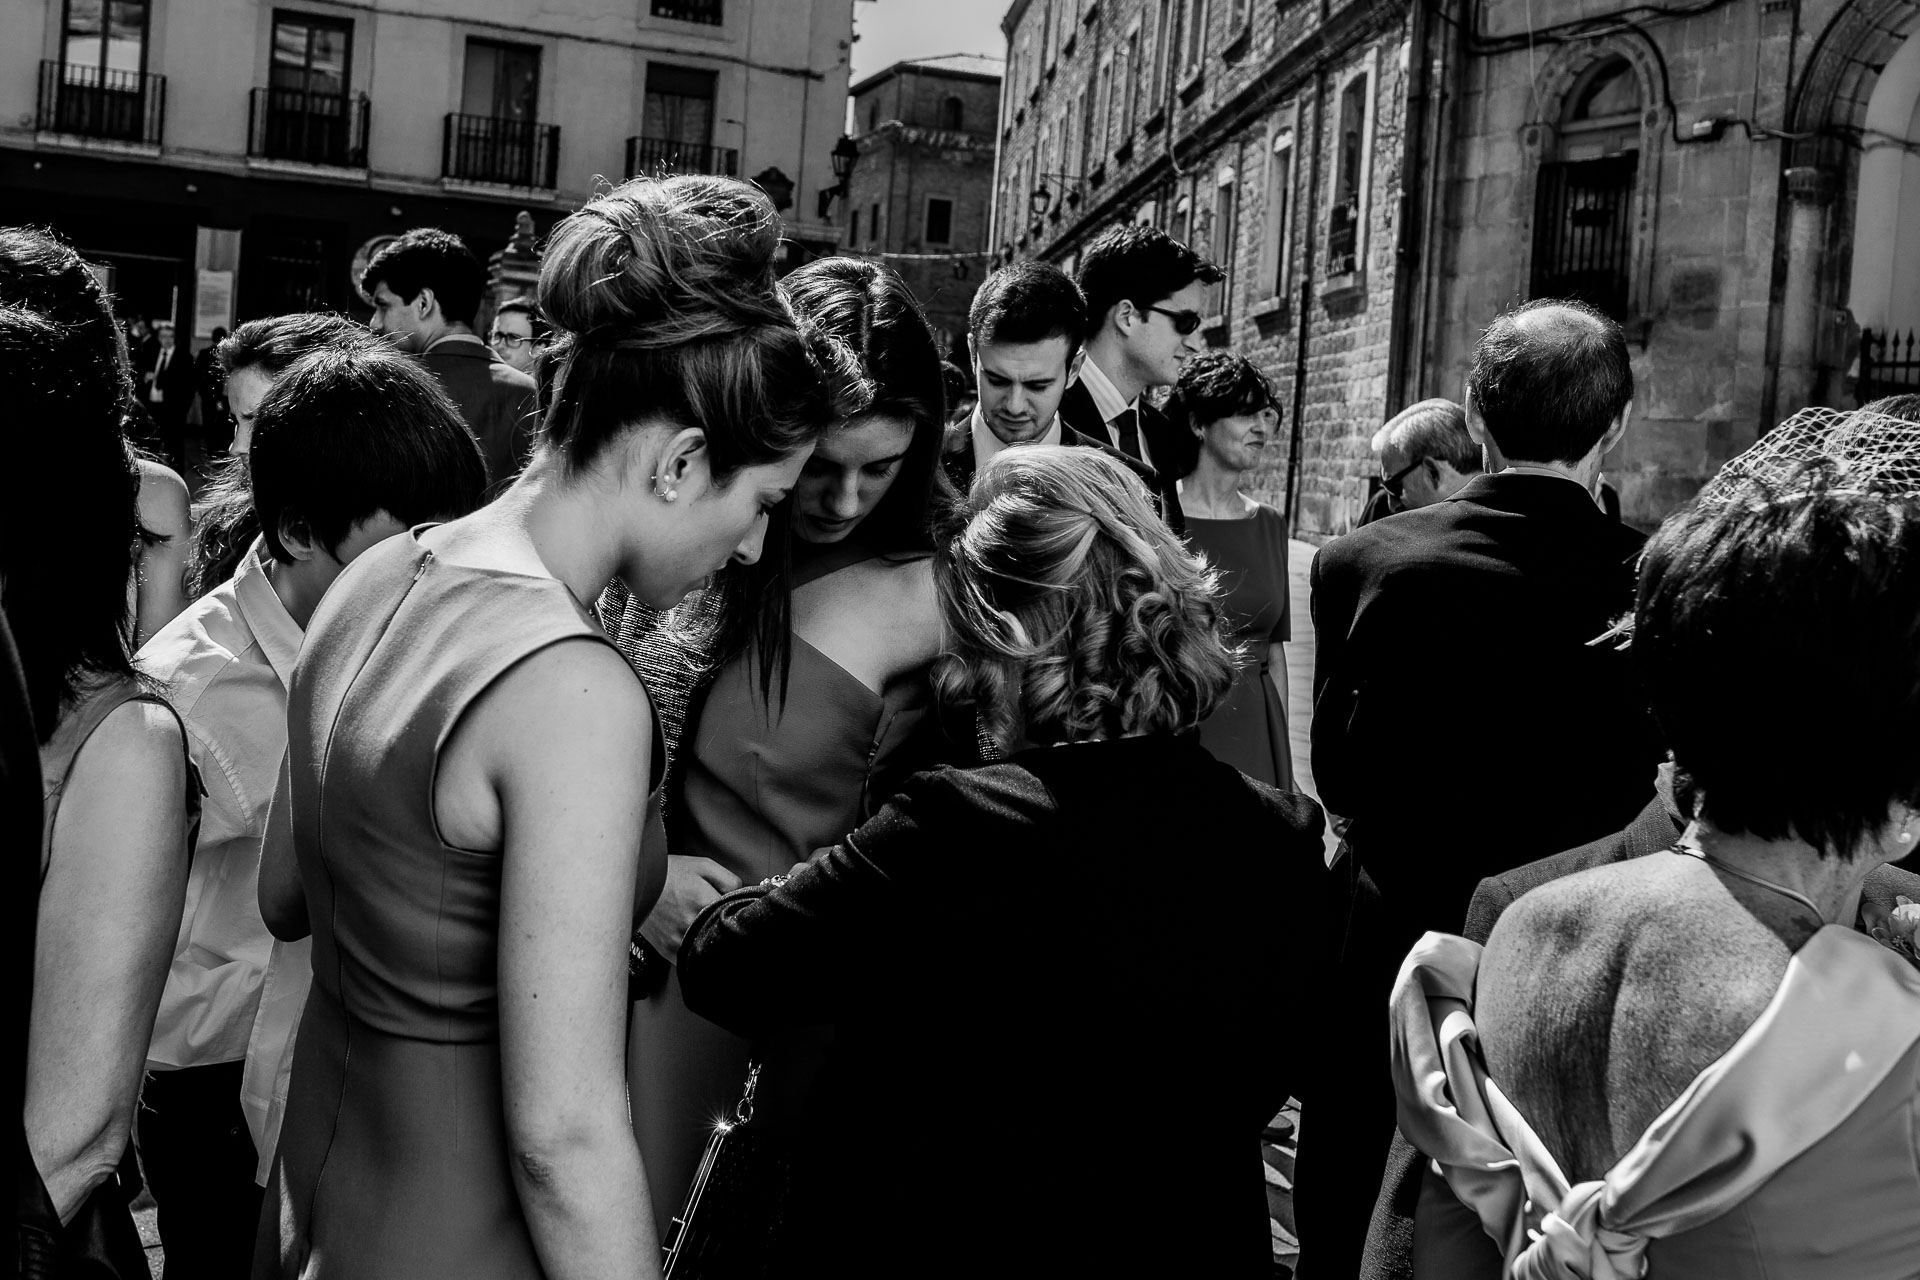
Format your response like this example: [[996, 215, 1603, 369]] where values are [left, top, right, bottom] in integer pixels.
[[1161, 351, 1281, 479], [1466, 299, 1632, 465], [218, 312, 369, 379], [1380, 398, 1479, 473], [1636, 465, 1920, 858], [494, 296, 550, 342], [967, 261, 1086, 355], [249, 344, 488, 563], [1076, 222, 1225, 324], [359, 228, 487, 329]]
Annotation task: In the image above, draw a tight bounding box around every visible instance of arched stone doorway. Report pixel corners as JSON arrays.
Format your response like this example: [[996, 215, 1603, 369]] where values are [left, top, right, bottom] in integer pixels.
[[1848, 28, 1920, 396]]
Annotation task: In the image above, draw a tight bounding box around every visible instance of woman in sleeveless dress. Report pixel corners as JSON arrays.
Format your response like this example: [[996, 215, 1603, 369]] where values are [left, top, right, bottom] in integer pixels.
[[255, 176, 833, 1280], [1393, 447, 1920, 1278], [619, 256, 953, 1231], [4, 299, 195, 1267], [1165, 351, 1294, 791]]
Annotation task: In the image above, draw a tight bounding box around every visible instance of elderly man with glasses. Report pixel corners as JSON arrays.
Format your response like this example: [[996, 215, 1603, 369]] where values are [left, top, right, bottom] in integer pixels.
[[1368, 397, 1482, 519]]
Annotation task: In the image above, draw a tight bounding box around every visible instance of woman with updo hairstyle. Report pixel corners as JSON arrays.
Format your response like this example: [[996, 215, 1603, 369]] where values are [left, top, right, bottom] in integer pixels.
[[1393, 456, 1920, 1278], [678, 445, 1325, 1279], [258, 175, 831, 1280], [1164, 350, 1294, 788], [619, 255, 955, 1233]]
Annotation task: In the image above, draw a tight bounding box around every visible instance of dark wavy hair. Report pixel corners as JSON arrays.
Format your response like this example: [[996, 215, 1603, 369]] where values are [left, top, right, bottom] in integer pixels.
[[1075, 222, 1224, 324], [1635, 463, 1920, 858], [780, 257, 946, 554], [360, 228, 487, 329], [933, 445, 1237, 749], [1162, 351, 1282, 480], [537, 175, 835, 687], [0, 305, 142, 740]]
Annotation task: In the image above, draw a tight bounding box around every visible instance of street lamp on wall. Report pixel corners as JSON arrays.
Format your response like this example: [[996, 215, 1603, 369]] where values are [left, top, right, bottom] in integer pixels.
[[1028, 173, 1087, 220], [818, 134, 861, 220]]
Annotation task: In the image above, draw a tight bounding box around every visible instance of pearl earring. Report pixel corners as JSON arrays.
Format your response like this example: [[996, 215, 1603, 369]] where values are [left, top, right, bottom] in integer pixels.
[[1901, 831, 1914, 845], [650, 472, 678, 503]]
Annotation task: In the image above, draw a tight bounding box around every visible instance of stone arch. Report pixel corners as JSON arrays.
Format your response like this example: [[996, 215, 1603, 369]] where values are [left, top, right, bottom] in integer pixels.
[[1789, 0, 1920, 169], [1847, 28, 1920, 337], [1513, 32, 1668, 325]]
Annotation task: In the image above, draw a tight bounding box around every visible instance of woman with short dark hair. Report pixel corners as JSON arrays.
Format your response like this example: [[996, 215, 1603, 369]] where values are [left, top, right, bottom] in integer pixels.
[[1165, 350, 1294, 788], [1395, 446, 1920, 1277], [679, 444, 1325, 1279]]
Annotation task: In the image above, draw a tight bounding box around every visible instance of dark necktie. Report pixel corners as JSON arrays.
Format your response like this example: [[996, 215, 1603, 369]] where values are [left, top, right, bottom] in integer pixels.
[[1111, 407, 1142, 460]]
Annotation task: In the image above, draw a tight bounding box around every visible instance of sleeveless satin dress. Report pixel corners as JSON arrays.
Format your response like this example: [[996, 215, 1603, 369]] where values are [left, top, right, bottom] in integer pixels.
[[260, 530, 653, 1279]]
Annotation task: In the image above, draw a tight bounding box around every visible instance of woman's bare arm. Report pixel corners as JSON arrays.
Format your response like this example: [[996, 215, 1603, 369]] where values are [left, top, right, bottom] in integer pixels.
[[468, 641, 665, 1280], [26, 700, 189, 1221]]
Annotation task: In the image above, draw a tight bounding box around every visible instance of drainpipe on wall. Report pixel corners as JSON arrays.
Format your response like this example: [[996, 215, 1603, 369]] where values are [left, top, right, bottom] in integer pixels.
[[1384, 0, 1436, 411], [1285, 71, 1326, 536]]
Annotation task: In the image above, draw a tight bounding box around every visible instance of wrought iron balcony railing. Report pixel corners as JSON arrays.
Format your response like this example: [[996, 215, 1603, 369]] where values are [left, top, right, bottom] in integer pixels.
[[37, 60, 165, 146], [248, 87, 369, 168], [624, 136, 739, 180], [442, 113, 560, 188], [652, 0, 723, 25]]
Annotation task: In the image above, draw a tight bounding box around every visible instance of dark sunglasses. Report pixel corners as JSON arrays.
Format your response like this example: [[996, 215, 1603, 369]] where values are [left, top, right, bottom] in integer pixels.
[[1144, 304, 1204, 336], [1380, 457, 1430, 500]]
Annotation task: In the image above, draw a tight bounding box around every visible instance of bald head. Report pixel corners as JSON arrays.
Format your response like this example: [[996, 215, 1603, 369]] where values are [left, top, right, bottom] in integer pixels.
[[1466, 299, 1632, 466]]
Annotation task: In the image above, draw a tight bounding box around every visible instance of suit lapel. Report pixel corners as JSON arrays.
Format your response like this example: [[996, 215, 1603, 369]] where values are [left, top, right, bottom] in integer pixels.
[[1058, 380, 1112, 449]]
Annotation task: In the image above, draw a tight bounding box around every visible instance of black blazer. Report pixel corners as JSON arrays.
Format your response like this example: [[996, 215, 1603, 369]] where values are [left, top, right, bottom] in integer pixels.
[[1310, 471, 1662, 924], [680, 734, 1325, 1280], [417, 336, 539, 490], [1056, 379, 1187, 534], [142, 345, 197, 424], [939, 416, 1169, 523]]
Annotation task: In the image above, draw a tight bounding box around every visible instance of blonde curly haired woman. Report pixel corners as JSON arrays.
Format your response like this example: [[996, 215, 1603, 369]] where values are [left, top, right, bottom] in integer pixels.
[[679, 444, 1326, 1279]]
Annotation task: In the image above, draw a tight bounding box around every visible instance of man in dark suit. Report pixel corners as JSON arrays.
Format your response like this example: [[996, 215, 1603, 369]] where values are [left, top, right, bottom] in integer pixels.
[[140, 320, 197, 470], [941, 260, 1161, 509], [1295, 299, 1666, 1278], [361, 228, 537, 491], [1056, 224, 1219, 536]]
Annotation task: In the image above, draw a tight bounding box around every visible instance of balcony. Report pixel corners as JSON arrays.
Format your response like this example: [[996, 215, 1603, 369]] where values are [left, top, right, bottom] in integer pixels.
[[443, 113, 560, 189], [37, 60, 165, 147], [248, 87, 369, 169], [652, 0, 723, 23], [624, 136, 739, 180]]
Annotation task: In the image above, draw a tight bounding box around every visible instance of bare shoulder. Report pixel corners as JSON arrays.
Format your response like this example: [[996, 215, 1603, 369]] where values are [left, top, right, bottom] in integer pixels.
[[475, 637, 652, 742], [136, 459, 191, 535], [793, 554, 941, 686]]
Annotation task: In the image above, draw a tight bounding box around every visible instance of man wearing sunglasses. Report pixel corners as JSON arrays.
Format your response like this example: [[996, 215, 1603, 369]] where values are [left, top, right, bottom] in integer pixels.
[[1370, 398, 1481, 516], [1059, 224, 1224, 534]]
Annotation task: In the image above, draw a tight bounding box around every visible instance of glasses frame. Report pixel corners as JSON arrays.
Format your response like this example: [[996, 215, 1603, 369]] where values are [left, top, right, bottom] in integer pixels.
[[488, 330, 532, 351], [1380, 456, 1430, 501], [1142, 304, 1203, 336]]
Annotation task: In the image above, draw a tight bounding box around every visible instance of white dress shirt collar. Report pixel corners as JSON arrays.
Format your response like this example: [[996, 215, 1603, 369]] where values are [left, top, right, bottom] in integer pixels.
[[1073, 352, 1133, 424]]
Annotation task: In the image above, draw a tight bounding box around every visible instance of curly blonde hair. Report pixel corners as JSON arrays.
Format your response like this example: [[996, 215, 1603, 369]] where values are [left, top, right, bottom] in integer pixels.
[[933, 446, 1239, 749]]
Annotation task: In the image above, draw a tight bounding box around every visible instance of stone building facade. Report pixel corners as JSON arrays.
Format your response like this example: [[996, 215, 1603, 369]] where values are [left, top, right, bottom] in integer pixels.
[[843, 56, 1002, 359], [995, 0, 1436, 539], [997, 0, 1920, 538], [1, 0, 855, 345]]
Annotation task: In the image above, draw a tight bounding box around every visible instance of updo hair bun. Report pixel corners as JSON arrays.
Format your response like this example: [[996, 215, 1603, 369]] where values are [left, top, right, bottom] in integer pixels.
[[539, 175, 790, 349]]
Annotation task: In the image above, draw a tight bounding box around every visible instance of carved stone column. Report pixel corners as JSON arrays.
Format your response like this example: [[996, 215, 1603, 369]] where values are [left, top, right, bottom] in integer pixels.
[[1776, 167, 1838, 413]]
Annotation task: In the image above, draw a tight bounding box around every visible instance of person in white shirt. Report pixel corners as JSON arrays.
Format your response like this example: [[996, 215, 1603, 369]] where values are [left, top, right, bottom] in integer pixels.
[[136, 327, 488, 1278]]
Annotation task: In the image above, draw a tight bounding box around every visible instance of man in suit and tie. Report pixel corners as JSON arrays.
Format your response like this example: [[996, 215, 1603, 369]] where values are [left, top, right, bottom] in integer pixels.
[[141, 320, 197, 470], [941, 261, 1160, 508], [361, 228, 537, 491], [1294, 299, 1666, 1278], [1057, 224, 1222, 535]]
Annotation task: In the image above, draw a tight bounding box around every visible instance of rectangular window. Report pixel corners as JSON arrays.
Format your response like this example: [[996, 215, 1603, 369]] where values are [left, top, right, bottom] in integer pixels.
[[1264, 128, 1294, 297], [1529, 154, 1638, 321], [926, 197, 954, 244], [1183, 0, 1207, 72], [1228, 0, 1250, 30], [1123, 25, 1142, 128], [868, 202, 879, 246], [1043, 0, 1057, 67], [1329, 71, 1372, 277], [1211, 174, 1236, 315], [651, 0, 722, 24], [1152, 0, 1174, 101], [462, 39, 539, 122], [62, 0, 150, 75], [849, 208, 860, 245], [271, 13, 351, 96], [643, 63, 716, 145], [1172, 185, 1193, 247], [1094, 57, 1113, 159]]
